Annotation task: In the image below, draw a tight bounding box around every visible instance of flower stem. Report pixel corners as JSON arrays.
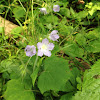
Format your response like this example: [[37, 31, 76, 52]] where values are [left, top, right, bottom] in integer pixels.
[[31, 0, 34, 36]]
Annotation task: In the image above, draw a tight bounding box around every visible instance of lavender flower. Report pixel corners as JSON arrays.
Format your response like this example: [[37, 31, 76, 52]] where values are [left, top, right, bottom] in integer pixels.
[[53, 5, 60, 12], [39, 7, 47, 15], [37, 38, 54, 57], [49, 30, 59, 41], [25, 45, 36, 57]]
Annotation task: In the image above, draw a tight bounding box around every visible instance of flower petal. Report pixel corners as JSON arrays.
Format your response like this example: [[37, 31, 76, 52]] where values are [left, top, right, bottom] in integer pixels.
[[37, 42, 42, 49], [37, 38, 54, 57], [25, 45, 31, 51], [49, 30, 59, 41], [47, 43, 54, 50], [42, 38, 49, 44], [54, 34, 59, 39], [44, 50, 51, 57], [39, 7, 47, 15], [32, 46, 36, 54], [26, 51, 33, 57], [37, 50, 43, 57], [51, 30, 58, 35], [53, 5, 60, 12], [25, 45, 36, 57]]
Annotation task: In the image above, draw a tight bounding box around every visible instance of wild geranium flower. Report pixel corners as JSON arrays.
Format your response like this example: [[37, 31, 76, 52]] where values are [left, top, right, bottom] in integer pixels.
[[25, 45, 36, 57], [53, 5, 60, 12], [49, 30, 59, 41], [37, 38, 54, 57], [39, 7, 47, 15]]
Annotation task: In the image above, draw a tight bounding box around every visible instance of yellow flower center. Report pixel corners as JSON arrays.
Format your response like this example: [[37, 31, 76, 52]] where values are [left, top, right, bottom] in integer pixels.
[[41, 44, 47, 50]]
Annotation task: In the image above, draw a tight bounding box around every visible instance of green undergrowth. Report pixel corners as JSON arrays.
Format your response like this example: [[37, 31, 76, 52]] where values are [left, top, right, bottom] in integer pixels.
[[0, 0, 100, 100]]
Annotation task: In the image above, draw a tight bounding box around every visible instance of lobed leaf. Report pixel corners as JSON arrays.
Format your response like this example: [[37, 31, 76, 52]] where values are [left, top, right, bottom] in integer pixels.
[[73, 60, 100, 100], [38, 56, 71, 93], [4, 79, 35, 100]]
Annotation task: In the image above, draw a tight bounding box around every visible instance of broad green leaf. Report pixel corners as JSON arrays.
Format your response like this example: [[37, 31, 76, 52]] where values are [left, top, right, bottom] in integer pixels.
[[38, 56, 70, 93], [76, 11, 88, 21], [60, 81, 75, 92], [86, 27, 100, 39], [70, 67, 80, 86], [86, 39, 100, 53], [64, 42, 84, 57], [13, 7, 25, 19], [11, 27, 23, 38], [60, 93, 73, 100], [58, 68, 80, 92], [73, 60, 100, 100], [75, 33, 86, 46], [59, 25, 73, 35], [4, 79, 35, 100], [11, 27, 22, 34], [40, 15, 59, 25], [60, 8, 70, 17]]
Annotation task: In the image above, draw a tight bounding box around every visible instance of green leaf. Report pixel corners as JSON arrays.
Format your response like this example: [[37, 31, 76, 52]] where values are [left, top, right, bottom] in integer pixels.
[[0, 27, 4, 33], [60, 81, 75, 92], [64, 42, 84, 57], [59, 25, 73, 35], [31, 66, 40, 87], [11, 27, 23, 38], [86, 39, 100, 53], [70, 67, 80, 86], [75, 34, 86, 46], [60, 8, 70, 17], [4, 79, 35, 100], [86, 27, 100, 39], [76, 77, 82, 90], [40, 15, 59, 25], [31, 57, 44, 87], [60, 17, 67, 25], [70, 7, 76, 18], [83, 60, 100, 88], [38, 56, 70, 93], [0, 59, 19, 74], [60, 93, 73, 100], [89, 5, 100, 16], [76, 11, 88, 21], [58, 68, 80, 92], [13, 7, 25, 19], [46, 23, 53, 30], [73, 60, 100, 100], [11, 27, 22, 34], [38, 22, 46, 34]]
